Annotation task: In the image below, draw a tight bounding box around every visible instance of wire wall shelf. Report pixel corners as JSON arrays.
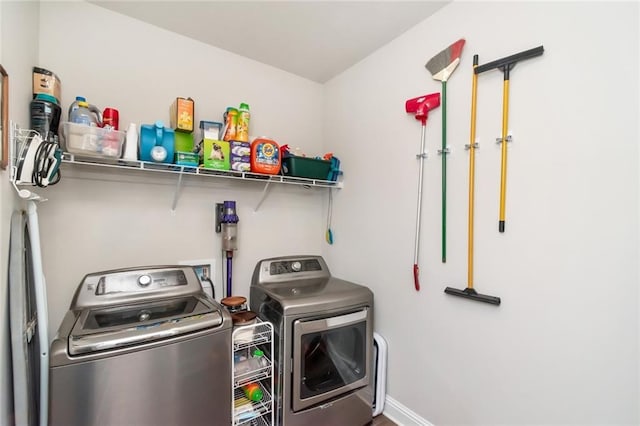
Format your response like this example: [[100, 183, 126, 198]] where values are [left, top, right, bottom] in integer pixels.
[[62, 153, 342, 188], [61, 152, 342, 211]]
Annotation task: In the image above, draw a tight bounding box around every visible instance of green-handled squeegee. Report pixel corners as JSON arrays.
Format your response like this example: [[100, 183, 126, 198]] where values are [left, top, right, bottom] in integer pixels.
[[426, 39, 465, 263]]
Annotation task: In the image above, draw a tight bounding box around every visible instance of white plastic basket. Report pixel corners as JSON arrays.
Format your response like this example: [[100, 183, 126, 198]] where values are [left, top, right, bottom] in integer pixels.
[[62, 122, 125, 158]]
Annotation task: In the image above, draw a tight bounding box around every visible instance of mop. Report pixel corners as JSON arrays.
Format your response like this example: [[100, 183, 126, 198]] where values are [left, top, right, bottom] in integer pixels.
[[405, 93, 440, 291], [474, 45, 544, 233], [444, 55, 501, 306], [425, 38, 465, 263]]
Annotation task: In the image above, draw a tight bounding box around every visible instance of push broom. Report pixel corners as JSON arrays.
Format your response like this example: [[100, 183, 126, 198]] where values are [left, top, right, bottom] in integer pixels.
[[444, 55, 501, 306], [475, 45, 544, 233], [406, 92, 441, 291], [425, 38, 465, 263]]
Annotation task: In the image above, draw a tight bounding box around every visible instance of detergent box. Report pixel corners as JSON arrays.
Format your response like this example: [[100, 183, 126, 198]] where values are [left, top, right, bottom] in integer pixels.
[[230, 141, 251, 172], [170, 97, 195, 133], [203, 139, 230, 170]]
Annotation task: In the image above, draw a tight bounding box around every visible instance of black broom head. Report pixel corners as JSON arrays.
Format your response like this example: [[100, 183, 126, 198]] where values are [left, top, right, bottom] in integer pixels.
[[444, 286, 501, 306]]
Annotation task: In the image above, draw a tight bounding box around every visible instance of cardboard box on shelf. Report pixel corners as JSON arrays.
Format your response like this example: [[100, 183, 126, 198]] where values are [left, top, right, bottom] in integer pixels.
[[230, 140, 251, 172], [33, 67, 61, 104], [203, 139, 230, 170], [170, 97, 195, 133]]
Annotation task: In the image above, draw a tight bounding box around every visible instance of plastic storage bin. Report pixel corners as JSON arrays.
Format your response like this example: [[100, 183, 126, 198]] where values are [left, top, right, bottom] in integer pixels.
[[282, 156, 332, 180], [62, 122, 125, 158]]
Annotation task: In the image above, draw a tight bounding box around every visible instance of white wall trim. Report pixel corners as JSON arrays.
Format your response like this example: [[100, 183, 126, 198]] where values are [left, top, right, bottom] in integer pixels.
[[383, 395, 433, 426]]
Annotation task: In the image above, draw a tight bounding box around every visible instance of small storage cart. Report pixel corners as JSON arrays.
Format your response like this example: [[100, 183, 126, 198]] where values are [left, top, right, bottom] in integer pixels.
[[232, 320, 274, 425]]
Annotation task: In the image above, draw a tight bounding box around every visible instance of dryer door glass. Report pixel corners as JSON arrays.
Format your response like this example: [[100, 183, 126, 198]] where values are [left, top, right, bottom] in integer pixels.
[[292, 309, 370, 412]]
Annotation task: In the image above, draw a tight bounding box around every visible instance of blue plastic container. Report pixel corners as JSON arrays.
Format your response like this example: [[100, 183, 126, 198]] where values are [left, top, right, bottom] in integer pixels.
[[140, 121, 175, 163]]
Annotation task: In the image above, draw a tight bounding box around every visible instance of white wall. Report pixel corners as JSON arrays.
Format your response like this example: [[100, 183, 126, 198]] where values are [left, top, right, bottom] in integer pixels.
[[323, 1, 639, 424], [37, 2, 327, 340], [0, 1, 40, 424]]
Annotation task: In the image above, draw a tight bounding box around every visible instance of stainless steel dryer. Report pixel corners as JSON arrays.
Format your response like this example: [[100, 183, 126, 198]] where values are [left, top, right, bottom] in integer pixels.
[[49, 266, 232, 426], [250, 255, 374, 426]]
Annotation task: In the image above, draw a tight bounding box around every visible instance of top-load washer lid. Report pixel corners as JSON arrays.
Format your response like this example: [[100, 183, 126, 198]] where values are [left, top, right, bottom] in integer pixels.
[[68, 295, 222, 355], [64, 266, 225, 355]]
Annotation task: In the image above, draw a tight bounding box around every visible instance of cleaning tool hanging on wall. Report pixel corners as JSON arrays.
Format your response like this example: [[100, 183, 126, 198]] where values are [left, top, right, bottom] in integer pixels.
[[405, 92, 441, 291], [326, 188, 334, 245], [444, 55, 501, 306], [425, 38, 465, 263], [217, 201, 239, 297], [474, 45, 544, 233]]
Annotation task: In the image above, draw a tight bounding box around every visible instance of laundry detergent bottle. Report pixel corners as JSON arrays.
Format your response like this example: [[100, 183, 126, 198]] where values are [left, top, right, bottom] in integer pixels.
[[250, 137, 281, 175], [236, 103, 250, 142]]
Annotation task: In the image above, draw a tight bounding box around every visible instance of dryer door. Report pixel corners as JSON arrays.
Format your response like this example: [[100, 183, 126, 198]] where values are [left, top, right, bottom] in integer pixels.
[[69, 296, 223, 355], [292, 308, 371, 412]]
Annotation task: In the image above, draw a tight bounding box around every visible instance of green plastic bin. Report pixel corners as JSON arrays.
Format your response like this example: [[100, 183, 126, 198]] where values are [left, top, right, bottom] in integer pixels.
[[282, 156, 331, 180]]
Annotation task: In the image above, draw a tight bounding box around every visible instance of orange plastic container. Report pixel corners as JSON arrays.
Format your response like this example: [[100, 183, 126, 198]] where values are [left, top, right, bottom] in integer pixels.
[[250, 137, 281, 175]]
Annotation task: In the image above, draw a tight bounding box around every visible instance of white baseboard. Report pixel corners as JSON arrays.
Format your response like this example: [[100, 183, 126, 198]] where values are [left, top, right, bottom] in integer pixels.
[[382, 395, 433, 426]]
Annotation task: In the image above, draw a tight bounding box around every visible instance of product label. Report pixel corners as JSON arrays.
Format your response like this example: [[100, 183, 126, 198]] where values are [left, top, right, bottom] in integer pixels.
[[203, 139, 230, 170], [256, 143, 279, 165], [177, 99, 193, 131]]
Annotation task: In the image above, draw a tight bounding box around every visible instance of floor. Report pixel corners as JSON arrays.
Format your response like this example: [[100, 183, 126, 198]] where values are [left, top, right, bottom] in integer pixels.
[[369, 414, 397, 426]]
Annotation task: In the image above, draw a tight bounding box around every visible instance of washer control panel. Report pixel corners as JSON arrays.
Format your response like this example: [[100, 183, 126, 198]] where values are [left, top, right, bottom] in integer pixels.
[[72, 266, 199, 309]]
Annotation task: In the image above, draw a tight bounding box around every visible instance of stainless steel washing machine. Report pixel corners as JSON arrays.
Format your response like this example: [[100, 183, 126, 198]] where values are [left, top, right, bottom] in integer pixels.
[[250, 255, 374, 426], [49, 265, 233, 426]]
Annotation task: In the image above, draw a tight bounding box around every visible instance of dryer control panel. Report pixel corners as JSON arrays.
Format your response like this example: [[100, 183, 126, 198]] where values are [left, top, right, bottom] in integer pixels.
[[269, 258, 322, 275], [253, 256, 330, 285]]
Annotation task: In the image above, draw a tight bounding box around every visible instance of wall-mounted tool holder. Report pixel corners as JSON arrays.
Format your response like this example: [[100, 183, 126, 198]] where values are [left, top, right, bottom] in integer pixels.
[[9, 122, 49, 202]]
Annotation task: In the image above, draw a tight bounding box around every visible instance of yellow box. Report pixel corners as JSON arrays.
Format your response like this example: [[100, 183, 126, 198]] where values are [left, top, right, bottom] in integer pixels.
[[170, 97, 194, 133]]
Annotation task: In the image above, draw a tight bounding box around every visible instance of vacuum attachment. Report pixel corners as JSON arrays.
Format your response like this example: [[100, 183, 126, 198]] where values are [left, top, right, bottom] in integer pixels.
[[444, 287, 501, 306]]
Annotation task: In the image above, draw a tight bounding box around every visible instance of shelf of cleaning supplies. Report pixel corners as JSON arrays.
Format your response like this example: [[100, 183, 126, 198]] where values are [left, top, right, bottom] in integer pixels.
[[61, 153, 343, 189], [60, 152, 342, 212]]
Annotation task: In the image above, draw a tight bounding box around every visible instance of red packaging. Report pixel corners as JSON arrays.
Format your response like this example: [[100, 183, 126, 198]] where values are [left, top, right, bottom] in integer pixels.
[[102, 107, 119, 130]]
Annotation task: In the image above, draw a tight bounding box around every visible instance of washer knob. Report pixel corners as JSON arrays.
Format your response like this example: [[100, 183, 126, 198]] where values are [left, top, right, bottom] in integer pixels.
[[138, 274, 152, 287], [291, 261, 302, 272]]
